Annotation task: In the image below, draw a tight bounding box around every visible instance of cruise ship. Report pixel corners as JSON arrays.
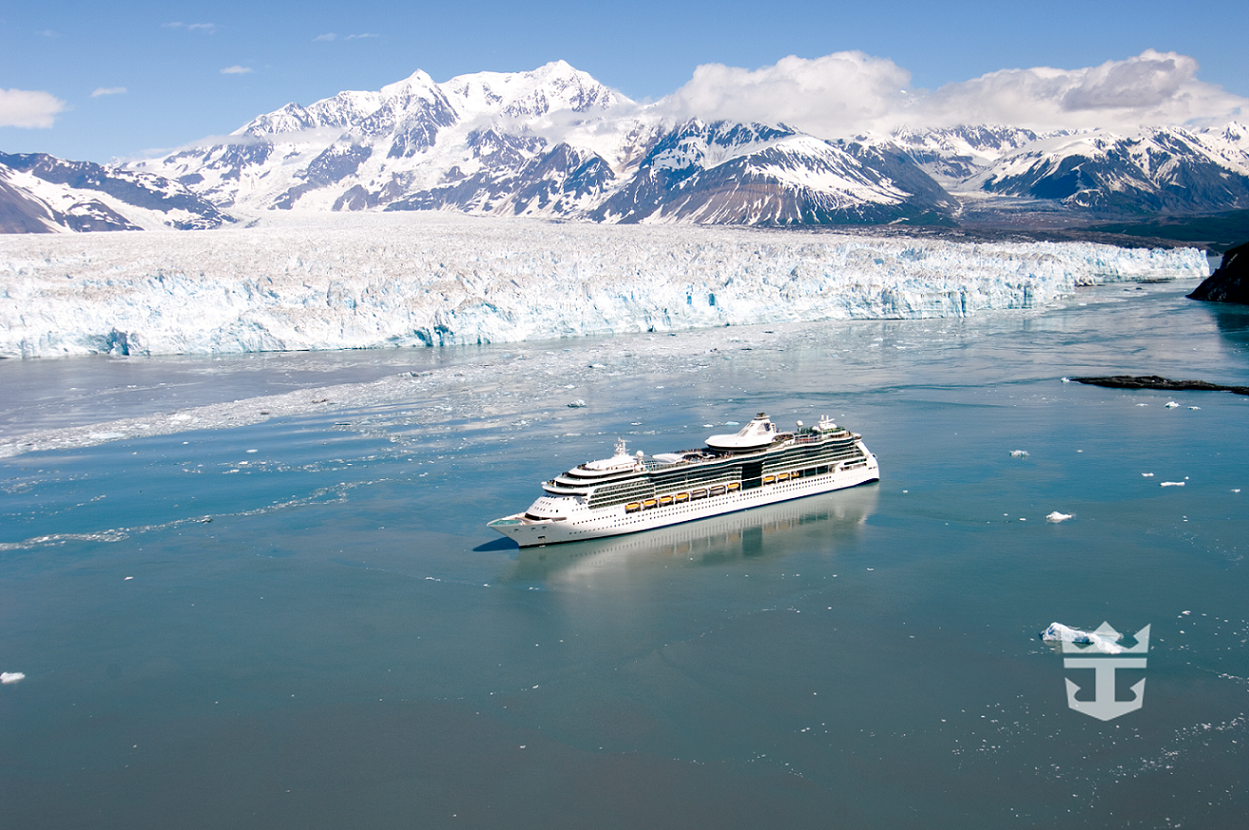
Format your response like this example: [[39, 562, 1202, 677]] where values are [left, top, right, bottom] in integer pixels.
[[488, 412, 879, 547]]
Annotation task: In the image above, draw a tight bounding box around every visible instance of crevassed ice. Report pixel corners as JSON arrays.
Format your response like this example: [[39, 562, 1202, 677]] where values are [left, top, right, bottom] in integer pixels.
[[0, 213, 1208, 358]]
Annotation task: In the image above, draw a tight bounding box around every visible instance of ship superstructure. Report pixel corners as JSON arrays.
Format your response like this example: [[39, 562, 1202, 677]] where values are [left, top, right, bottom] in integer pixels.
[[488, 412, 879, 547]]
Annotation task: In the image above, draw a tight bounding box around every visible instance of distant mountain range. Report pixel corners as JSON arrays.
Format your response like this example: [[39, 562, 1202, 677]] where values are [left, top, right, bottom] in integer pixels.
[[3, 61, 1249, 236]]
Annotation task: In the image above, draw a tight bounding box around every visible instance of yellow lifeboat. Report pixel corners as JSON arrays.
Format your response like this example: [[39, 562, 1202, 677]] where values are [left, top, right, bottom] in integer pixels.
[[727, 482, 740, 491], [642, 498, 658, 510], [763, 475, 776, 485], [675, 492, 690, 503], [625, 502, 641, 513]]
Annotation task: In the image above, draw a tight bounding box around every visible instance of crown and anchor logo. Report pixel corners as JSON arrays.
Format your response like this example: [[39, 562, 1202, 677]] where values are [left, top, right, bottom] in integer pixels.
[[1061, 622, 1150, 721]]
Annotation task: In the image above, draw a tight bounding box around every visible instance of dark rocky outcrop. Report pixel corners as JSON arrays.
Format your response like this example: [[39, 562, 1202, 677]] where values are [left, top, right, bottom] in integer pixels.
[[1188, 241, 1249, 304], [1073, 375, 1249, 395]]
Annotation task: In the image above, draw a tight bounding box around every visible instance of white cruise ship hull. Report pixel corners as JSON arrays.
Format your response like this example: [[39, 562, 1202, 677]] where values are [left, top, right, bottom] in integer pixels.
[[489, 454, 879, 548]]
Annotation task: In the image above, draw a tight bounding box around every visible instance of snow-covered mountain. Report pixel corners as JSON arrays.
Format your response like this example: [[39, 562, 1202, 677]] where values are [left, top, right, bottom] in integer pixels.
[[888, 126, 1066, 186], [969, 123, 1249, 213], [130, 61, 957, 226], [0, 152, 234, 233], [7, 63, 1249, 234]]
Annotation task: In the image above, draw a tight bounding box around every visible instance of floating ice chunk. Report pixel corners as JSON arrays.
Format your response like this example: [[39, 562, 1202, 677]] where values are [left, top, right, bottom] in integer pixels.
[[566, 399, 586, 408], [1061, 377, 1071, 383], [1141, 472, 1154, 477], [1188, 406, 1201, 410], [1009, 450, 1029, 458], [1045, 511, 1074, 523], [1165, 401, 1181, 409], [1, 672, 25, 684], [1136, 403, 1148, 406], [1160, 481, 1185, 487], [1041, 623, 1123, 654]]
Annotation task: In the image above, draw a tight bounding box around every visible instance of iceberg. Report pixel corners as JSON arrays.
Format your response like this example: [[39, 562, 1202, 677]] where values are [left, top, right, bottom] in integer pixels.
[[0, 213, 1208, 358], [1041, 622, 1123, 654]]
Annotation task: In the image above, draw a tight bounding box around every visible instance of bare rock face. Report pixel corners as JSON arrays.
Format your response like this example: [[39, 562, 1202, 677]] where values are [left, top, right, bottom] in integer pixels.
[[1188, 241, 1249, 304]]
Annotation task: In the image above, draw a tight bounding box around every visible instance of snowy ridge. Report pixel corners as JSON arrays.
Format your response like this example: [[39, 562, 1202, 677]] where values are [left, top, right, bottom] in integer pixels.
[[0, 214, 1206, 358]]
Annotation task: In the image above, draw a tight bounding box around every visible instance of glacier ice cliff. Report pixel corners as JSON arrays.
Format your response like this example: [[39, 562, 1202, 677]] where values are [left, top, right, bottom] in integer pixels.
[[0, 214, 1208, 358]]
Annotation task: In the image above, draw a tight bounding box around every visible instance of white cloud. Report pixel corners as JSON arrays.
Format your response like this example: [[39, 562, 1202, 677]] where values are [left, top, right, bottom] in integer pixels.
[[164, 22, 219, 34], [91, 87, 128, 98], [0, 88, 67, 128], [664, 50, 1249, 137], [221, 66, 254, 76], [316, 32, 379, 42]]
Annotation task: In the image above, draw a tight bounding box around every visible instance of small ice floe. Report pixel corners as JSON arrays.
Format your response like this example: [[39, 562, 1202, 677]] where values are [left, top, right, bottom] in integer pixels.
[[1041, 623, 1123, 654], [1160, 481, 1186, 487], [1188, 406, 1201, 410], [1165, 401, 1181, 409], [1, 672, 25, 684], [1142, 472, 1154, 477], [1061, 377, 1071, 383], [1136, 403, 1149, 407], [566, 399, 586, 408], [1045, 511, 1074, 523], [1010, 450, 1029, 458], [587, 363, 606, 369]]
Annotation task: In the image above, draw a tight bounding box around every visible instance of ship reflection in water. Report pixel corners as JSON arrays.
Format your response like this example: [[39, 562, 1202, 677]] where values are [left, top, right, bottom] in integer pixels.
[[506, 482, 878, 582]]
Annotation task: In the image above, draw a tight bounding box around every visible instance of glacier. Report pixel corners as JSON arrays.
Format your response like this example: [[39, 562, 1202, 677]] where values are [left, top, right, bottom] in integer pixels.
[[0, 213, 1208, 359]]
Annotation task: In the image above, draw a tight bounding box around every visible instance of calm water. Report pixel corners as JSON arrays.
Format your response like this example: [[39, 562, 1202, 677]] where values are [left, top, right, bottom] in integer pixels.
[[2, 282, 1247, 829]]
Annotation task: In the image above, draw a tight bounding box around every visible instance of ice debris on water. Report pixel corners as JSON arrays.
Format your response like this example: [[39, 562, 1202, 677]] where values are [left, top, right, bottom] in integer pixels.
[[1, 672, 25, 684], [1165, 401, 1181, 408], [1009, 450, 1029, 458], [1160, 481, 1186, 487], [1041, 623, 1125, 654], [1045, 511, 1074, 523], [566, 399, 586, 408], [1142, 472, 1154, 477]]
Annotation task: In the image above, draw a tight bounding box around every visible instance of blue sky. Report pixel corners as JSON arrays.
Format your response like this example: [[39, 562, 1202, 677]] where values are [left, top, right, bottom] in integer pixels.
[[2, 0, 1246, 162]]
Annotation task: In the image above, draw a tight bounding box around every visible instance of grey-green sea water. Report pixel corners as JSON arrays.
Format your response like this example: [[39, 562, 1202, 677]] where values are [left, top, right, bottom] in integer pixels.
[[2, 281, 1247, 829]]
